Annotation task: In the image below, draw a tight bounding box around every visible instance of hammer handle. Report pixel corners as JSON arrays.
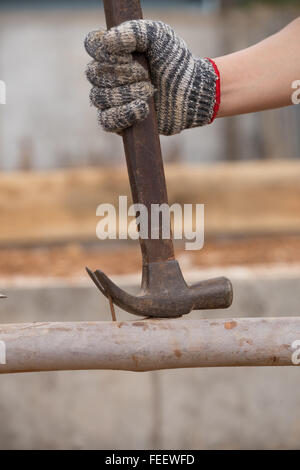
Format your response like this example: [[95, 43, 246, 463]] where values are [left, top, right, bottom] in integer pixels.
[[103, 0, 175, 265]]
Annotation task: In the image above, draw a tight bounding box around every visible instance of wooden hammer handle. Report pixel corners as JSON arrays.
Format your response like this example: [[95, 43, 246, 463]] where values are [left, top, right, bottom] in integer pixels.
[[102, 0, 175, 264]]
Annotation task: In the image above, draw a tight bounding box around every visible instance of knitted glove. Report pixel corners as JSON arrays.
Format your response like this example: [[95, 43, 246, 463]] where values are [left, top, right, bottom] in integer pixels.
[[85, 20, 220, 136]]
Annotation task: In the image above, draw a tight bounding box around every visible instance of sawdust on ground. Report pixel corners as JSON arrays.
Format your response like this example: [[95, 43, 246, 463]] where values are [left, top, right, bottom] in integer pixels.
[[0, 235, 299, 278]]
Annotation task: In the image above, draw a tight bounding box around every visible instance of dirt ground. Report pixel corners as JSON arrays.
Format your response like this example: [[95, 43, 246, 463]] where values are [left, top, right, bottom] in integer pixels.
[[0, 235, 299, 278]]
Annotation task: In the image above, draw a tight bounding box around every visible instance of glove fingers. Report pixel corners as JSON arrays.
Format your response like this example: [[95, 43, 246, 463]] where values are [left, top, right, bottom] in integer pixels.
[[86, 60, 148, 88], [85, 29, 131, 64], [102, 20, 150, 54], [90, 82, 154, 111], [98, 99, 150, 133]]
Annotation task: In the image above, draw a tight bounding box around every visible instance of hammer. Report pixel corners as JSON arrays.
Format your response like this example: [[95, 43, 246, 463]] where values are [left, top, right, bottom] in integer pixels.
[[87, 0, 233, 318]]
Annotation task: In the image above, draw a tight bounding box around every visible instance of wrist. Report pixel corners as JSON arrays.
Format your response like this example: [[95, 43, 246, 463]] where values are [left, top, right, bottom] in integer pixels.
[[205, 58, 221, 123], [213, 55, 242, 118]]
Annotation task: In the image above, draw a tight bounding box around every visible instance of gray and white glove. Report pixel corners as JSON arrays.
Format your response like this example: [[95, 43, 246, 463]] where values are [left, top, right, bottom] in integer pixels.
[[85, 20, 220, 136]]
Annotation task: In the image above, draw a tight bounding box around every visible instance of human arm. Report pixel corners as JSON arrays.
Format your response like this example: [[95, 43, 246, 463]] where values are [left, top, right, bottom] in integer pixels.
[[215, 16, 300, 117], [84, 17, 300, 136]]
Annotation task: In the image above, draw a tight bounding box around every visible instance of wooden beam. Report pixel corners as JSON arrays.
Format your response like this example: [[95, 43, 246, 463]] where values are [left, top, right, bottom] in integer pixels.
[[0, 317, 299, 374], [0, 161, 300, 245]]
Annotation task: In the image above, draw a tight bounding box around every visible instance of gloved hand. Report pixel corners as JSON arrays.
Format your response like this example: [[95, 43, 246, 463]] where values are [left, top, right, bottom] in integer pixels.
[[85, 20, 220, 136]]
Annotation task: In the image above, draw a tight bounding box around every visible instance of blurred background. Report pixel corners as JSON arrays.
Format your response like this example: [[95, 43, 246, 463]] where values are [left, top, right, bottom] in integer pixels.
[[1, 0, 300, 169], [0, 0, 300, 450]]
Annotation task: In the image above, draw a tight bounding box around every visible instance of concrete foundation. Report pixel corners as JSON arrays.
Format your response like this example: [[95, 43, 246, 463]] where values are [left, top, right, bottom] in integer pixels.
[[0, 265, 299, 449]]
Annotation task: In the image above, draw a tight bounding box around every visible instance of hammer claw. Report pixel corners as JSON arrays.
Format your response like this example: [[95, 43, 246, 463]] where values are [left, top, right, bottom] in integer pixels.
[[86, 267, 106, 296], [87, 261, 233, 318]]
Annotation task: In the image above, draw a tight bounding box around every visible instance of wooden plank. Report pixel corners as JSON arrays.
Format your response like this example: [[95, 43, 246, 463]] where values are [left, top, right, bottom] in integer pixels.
[[0, 161, 299, 245], [0, 317, 299, 373]]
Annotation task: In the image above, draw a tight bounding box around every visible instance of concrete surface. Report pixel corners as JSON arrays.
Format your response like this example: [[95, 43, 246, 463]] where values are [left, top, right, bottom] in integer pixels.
[[0, 265, 300, 449]]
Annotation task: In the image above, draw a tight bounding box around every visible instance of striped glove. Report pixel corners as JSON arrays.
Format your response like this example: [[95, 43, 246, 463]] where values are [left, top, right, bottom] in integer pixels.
[[85, 20, 220, 136]]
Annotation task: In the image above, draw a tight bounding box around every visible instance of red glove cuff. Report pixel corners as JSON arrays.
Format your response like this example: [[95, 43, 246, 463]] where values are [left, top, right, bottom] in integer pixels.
[[206, 58, 221, 124]]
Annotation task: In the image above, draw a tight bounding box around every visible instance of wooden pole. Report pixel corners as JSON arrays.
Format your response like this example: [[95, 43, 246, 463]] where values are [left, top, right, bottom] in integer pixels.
[[0, 317, 299, 373]]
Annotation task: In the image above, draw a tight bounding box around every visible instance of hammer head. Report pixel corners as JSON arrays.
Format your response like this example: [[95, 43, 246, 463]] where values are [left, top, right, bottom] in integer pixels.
[[87, 260, 233, 318]]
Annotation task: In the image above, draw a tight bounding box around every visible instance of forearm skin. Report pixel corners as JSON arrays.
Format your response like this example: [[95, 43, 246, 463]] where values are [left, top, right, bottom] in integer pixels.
[[214, 17, 300, 118]]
